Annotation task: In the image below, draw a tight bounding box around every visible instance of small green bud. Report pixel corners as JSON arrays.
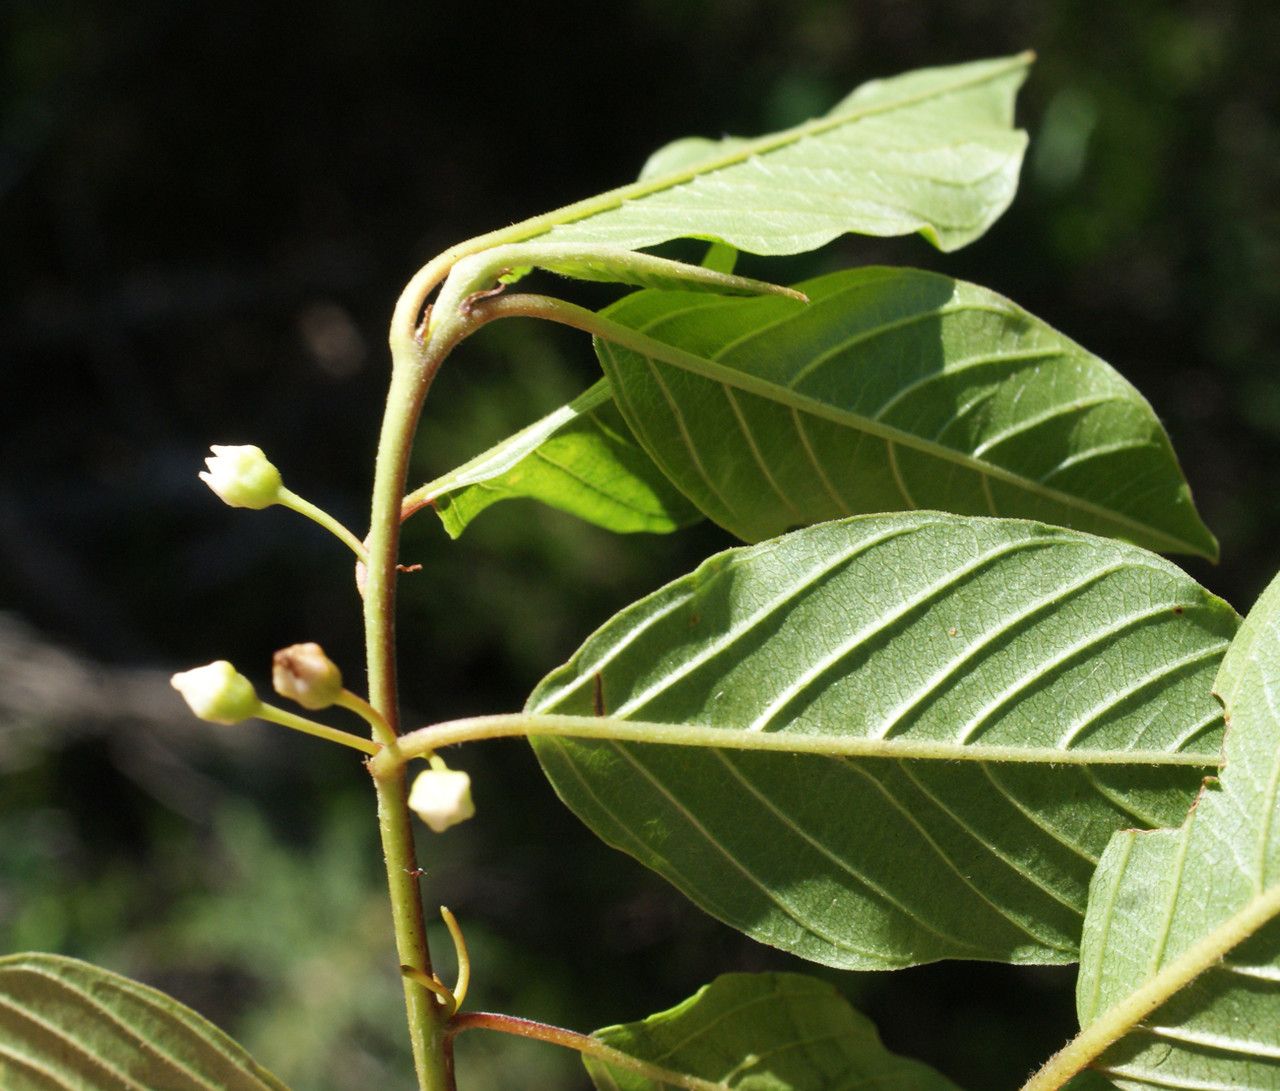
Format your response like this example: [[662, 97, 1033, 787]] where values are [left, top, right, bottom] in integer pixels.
[[199, 445, 283, 509], [408, 768, 475, 833], [272, 642, 344, 710], [171, 661, 261, 724]]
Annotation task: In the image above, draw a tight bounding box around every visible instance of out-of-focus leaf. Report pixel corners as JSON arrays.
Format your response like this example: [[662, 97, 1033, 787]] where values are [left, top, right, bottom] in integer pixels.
[[0, 953, 290, 1091]]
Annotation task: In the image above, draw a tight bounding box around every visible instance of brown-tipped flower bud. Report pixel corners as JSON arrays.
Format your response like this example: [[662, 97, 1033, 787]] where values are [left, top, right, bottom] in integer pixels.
[[272, 642, 344, 710]]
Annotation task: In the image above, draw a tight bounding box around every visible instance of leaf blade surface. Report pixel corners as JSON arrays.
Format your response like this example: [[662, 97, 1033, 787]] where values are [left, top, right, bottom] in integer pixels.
[[593, 267, 1216, 558], [528, 514, 1236, 969]]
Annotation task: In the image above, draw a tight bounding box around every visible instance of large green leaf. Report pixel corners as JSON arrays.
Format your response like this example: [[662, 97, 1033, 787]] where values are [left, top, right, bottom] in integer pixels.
[[0, 953, 289, 1091], [407, 379, 701, 537], [541, 55, 1031, 256], [1065, 570, 1280, 1090], [528, 514, 1236, 970], [592, 267, 1216, 559], [585, 973, 962, 1091]]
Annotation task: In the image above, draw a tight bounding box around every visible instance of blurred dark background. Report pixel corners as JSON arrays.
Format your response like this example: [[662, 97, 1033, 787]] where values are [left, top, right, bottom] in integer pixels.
[[3, 2, 1277, 1088]]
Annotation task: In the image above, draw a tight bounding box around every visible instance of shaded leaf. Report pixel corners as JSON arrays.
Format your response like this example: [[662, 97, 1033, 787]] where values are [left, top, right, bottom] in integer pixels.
[[586, 973, 961, 1090], [409, 379, 700, 537], [528, 513, 1236, 970], [593, 267, 1216, 559], [1069, 570, 1280, 1089], [0, 953, 289, 1091]]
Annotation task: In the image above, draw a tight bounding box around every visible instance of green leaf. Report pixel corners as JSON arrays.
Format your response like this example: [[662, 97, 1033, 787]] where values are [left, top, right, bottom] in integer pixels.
[[592, 267, 1217, 559], [409, 379, 701, 537], [1068, 569, 1280, 1089], [0, 953, 290, 1091], [544, 54, 1032, 255], [585, 972, 962, 1091], [528, 513, 1237, 970]]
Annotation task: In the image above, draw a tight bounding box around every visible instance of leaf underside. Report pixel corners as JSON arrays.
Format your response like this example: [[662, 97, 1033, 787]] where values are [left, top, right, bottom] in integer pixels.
[[546, 55, 1032, 255], [586, 972, 961, 1090], [418, 379, 701, 537], [529, 513, 1236, 970], [593, 267, 1216, 559], [1074, 571, 1280, 1089], [0, 953, 289, 1091]]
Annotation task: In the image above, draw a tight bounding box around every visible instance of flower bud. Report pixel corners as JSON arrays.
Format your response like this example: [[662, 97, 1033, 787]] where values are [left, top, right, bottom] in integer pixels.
[[272, 642, 344, 710], [408, 768, 475, 833], [171, 661, 261, 724], [199, 445, 283, 509]]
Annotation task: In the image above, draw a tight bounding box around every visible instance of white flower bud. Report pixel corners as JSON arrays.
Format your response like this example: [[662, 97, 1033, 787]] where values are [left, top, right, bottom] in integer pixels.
[[408, 768, 475, 833], [272, 642, 344, 710], [199, 445, 283, 509], [171, 661, 261, 724]]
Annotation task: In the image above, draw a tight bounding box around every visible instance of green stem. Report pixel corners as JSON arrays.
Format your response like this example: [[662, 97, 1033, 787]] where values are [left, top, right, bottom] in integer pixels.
[[366, 355, 449, 1091], [447, 1012, 727, 1091], [337, 688, 397, 749], [277, 487, 369, 562], [256, 702, 381, 755], [367, 711, 1219, 782], [367, 285, 502, 1091]]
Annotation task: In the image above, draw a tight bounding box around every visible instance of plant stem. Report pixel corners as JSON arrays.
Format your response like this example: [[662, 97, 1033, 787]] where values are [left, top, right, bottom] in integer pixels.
[[367, 284, 499, 1091], [255, 702, 381, 755], [448, 1012, 727, 1091], [367, 711, 1219, 782], [366, 354, 450, 1091], [277, 487, 369, 562]]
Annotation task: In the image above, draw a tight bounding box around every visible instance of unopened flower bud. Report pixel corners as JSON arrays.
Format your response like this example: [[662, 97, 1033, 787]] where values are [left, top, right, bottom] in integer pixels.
[[408, 768, 475, 833], [199, 445, 283, 509], [272, 642, 343, 710], [171, 661, 261, 724]]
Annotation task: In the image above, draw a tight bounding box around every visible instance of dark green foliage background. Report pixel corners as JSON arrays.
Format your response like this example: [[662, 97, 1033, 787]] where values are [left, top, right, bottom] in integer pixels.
[[2, 2, 1277, 1088]]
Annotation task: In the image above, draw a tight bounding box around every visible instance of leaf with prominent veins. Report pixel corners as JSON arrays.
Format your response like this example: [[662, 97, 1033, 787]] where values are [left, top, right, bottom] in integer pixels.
[[584, 973, 962, 1091], [1034, 569, 1280, 1090], [527, 513, 1237, 970], [406, 379, 701, 537], [591, 267, 1217, 559], [0, 954, 290, 1091]]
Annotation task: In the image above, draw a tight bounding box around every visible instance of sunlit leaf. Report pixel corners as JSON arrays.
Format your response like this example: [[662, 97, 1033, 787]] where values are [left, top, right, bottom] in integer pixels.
[[593, 267, 1216, 559], [544, 55, 1032, 255], [0, 953, 290, 1091], [1069, 570, 1280, 1089], [528, 513, 1236, 969], [585, 973, 961, 1090], [409, 379, 700, 537]]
